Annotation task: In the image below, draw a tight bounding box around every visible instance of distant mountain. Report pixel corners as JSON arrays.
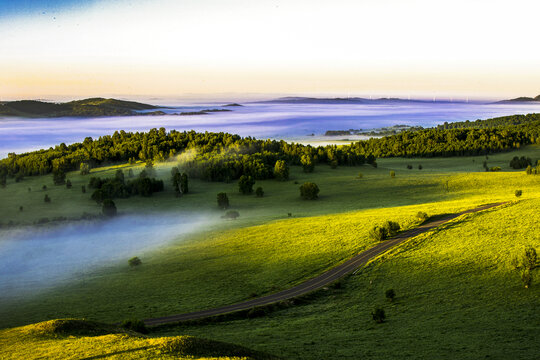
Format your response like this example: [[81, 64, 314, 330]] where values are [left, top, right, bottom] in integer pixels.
[[0, 98, 158, 117], [256, 96, 458, 104], [495, 95, 540, 104]]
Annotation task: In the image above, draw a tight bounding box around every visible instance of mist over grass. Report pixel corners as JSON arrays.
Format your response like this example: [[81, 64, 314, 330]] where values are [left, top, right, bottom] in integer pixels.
[[0, 213, 212, 300]]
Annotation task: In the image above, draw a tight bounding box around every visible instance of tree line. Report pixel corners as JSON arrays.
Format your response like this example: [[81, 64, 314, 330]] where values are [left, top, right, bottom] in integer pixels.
[[1, 114, 539, 183], [0, 129, 374, 182]]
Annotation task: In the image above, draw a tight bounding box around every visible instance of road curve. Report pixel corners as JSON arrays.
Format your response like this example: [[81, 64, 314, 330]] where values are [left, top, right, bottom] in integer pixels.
[[144, 202, 506, 326]]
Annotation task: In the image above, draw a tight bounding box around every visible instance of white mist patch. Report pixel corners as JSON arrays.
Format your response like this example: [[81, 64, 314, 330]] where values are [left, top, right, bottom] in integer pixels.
[[0, 213, 211, 300]]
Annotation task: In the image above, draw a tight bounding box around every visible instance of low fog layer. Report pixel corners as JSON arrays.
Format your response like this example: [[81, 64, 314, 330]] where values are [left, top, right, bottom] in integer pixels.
[[2, 102, 540, 157], [0, 213, 211, 300]]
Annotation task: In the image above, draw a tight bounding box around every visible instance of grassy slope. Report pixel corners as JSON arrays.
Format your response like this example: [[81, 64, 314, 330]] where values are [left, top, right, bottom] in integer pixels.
[[0, 319, 277, 360], [0, 147, 539, 329], [157, 199, 540, 360]]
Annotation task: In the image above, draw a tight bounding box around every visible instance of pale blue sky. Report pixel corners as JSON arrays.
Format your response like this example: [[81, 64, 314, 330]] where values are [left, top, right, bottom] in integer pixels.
[[1, 0, 538, 99]]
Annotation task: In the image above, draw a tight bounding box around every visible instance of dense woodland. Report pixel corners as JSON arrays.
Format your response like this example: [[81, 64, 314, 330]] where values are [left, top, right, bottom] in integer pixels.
[[1, 114, 539, 184], [436, 113, 540, 130]]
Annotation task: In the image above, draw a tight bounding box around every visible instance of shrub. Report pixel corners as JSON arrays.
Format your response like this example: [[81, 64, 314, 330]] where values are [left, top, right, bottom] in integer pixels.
[[81, 185, 86, 193], [217, 192, 229, 209], [255, 187, 264, 197], [19, 206, 23, 212], [42, 185, 47, 191], [371, 308, 386, 323], [247, 307, 267, 319], [357, 172, 363, 179], [102, 199, 117, 217], [120, 319, 148, 334], [383, 220, 400, 237], [390, 170, 395, 178], [385, 289, 396, 301], [44, 194, 51, 203], [406, 164, 412, 169], [300, 182, 319, 200], [416, 211, 428, 221], [370, 221, 400, 241], [222, 210, 240, 220], [369, 226, 387, 241], [515, 189, 522, 197], [128, 256, 142, 267], [418, 164, 423, 170], [511, 246, 538, 288], [66, 179, 72, 189], [489, 166, 501, 172]]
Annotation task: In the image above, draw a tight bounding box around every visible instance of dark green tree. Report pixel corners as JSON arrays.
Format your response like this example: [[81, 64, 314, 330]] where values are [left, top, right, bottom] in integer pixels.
[[102, 199, 117, 217], [217, 192, 229, 209], [300, 182, 319, 200], [238, 175, 255, 194], [371, 308, 386, 323], [44, 194, 51, 203], [115, 169, 125, 183], [180, 173, 188, 194], [52, 170, 66, 185], [128, 256, 142, 267], [255, 186, 264, 197]]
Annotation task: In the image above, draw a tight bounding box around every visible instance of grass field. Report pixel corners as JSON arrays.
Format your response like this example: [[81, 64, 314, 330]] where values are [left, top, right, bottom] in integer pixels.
[[0, 146, 539, 331], [156, 198, 540, 360], [0, 319, 277, 359]]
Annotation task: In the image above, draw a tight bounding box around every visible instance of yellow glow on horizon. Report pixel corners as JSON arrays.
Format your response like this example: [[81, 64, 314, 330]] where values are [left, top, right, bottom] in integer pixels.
[[1, 0, 539, 99]]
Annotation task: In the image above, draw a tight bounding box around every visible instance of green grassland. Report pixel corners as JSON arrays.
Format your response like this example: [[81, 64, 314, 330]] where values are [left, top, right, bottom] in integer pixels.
[[157, 198, 540, 360], [0, 319, 277, 360], [0, 146, 539, 332]]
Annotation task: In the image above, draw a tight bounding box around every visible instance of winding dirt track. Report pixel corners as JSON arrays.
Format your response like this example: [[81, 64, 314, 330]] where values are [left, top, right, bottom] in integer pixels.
[[144, 202, 506, 326]]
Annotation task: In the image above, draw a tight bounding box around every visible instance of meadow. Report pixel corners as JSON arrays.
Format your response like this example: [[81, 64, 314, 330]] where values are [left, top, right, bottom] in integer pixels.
[[0, 319, 277, 359], [158, 198, 539, 360], [0, 145, 538, 332]]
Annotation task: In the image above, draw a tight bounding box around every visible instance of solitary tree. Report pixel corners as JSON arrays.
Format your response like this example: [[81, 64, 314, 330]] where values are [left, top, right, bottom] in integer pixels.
[[300, 182, 319, 200], [371, 308, 386, 323], [238, 175, 255, 194], [82, 185, 86, 193], [115, 169, 125, 183], [515, 189, 523, 197], [217, 192, 229, 209], [144, 160, 156, 178], [180, 173, 188, 194], [102, 199, 117, 217], [53, 170, 66, 185], [66, 179, 72, 189], [255, 186, 264, 197], [385, 289, 396, 302], [512, 246, 538, 288], [390, 170, 396, 178], [301, 154, 314, 173], [274, 160, 289, 181], [44, 194, 51, 203], [128, 256, 142, 267], [80, 162, 90, 175]]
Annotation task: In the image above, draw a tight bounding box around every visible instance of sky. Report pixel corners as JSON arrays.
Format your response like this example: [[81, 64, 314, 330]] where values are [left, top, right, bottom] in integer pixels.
[[0, 0, 539, 100]]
